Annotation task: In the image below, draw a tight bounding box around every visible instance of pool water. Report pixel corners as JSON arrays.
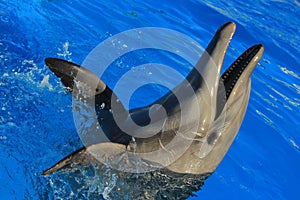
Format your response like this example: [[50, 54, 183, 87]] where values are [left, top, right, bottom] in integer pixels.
[[0, 0, 300, 199]]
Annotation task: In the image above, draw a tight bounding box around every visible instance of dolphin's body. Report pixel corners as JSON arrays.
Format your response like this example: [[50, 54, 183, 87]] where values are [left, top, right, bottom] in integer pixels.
[[43, 22, 263, 197]]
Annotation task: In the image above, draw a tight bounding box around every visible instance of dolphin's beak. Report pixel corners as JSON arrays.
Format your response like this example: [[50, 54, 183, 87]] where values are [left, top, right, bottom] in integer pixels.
[[189, 22, 236, 96], [202, 22, 236, 75], [221, 44, 264, 99]]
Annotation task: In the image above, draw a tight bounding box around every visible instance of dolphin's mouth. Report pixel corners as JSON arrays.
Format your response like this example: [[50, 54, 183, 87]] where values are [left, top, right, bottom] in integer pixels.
[[221, 44, 263, 99]]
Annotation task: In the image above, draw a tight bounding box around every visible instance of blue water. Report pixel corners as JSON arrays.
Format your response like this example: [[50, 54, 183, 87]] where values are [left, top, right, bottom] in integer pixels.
[[0, 0, 300, 199]]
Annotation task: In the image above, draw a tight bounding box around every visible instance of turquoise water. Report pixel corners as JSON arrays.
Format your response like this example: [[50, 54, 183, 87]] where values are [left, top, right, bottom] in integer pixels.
[[0, 0, 300, 199]]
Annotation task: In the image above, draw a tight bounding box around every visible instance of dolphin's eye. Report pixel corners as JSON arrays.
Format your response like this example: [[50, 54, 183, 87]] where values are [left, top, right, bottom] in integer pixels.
[[96, 88, 99, 93]]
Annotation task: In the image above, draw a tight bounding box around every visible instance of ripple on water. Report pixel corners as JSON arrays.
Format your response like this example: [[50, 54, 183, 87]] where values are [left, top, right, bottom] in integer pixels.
[[289, 138, 300, 151], [279, 65, 300, 79]]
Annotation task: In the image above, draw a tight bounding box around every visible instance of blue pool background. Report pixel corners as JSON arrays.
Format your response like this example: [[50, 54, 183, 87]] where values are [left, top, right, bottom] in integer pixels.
[[0, 0, 300, 199]]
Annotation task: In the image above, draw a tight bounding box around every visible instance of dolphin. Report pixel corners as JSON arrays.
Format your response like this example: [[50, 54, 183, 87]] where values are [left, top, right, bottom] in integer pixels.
[[43, 22, 263, 181]]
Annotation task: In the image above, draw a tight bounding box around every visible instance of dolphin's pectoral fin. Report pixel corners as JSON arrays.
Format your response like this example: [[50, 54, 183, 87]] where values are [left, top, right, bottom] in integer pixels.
[[45, 58, 109, 100], [42, 142, 129, 176], [45, 58, 132, 145], [45, 58, 128, 113], [42, 147, 88, 175], [45, 58, 80, 89]]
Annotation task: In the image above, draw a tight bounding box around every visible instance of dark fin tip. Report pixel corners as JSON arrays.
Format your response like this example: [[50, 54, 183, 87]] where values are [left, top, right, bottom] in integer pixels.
[[42, 147, 87, 176]]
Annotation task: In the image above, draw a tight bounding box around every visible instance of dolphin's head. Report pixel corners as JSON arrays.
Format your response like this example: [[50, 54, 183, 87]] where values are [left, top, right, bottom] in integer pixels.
[[43, 22, 264, 176], [164, 23, 264, 174], [125, 22, 264, 174]]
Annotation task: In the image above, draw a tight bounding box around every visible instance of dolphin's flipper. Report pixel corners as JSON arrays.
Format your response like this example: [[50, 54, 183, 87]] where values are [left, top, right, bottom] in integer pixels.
[[42, 147, 87, 175], [45, 58, 106, 95], [45, 58, 125, 113], [45, 58, 132, 145], [42, 143, 129, 175]]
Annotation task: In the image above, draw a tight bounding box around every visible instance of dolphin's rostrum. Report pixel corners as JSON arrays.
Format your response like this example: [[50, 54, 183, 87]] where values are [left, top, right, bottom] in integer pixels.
[[43, 22, 263, 181]]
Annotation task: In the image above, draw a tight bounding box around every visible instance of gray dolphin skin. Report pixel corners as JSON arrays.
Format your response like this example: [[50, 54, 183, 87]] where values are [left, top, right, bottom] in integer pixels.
[[43, 22, 263, 197]]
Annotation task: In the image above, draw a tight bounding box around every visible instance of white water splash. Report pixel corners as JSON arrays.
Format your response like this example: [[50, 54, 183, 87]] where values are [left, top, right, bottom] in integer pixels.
[[40, 75, 54, 90], [57, 41, 72, 61]]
